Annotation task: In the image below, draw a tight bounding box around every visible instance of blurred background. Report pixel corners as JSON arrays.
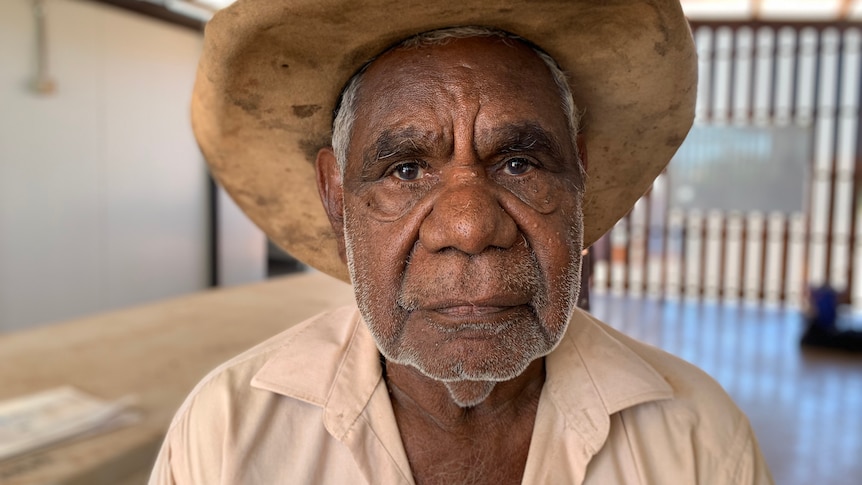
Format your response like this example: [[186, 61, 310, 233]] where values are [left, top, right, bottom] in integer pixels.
[[3, 0, 862, 328], [1, 1, 861, 484]]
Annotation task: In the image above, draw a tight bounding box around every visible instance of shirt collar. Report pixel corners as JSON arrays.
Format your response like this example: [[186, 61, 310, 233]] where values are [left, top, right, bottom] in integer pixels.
[[554, 308, 674, 414], [251, 305, 673, 441], [250, 306, 384, 440]]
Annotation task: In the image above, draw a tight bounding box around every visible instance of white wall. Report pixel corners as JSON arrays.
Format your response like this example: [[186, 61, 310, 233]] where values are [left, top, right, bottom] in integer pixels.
[[217, 186, 267, 287], [0, 0, 215, 331]]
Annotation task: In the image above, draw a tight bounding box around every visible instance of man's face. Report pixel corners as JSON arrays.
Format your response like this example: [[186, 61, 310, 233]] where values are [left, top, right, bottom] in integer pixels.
[[330, 37, 584, 383]]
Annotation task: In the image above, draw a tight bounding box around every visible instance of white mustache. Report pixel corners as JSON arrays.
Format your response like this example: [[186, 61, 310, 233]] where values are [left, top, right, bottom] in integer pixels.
[[396, 245, 545, 313]]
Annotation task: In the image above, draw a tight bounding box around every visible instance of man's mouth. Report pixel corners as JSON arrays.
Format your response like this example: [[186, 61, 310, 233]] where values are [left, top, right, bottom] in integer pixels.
[[419, 294, 531, 315], [409, 297, 533, 335], [425, 313, 518, 336], [433, 305, 513, 317]]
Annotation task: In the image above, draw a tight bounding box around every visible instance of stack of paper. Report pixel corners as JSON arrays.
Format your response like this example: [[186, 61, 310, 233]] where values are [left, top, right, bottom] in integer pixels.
[[0, 387, 140, 461]]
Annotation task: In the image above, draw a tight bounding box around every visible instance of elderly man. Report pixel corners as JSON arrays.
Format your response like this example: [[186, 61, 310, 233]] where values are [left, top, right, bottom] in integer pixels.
[[151, 0, 773, 483]]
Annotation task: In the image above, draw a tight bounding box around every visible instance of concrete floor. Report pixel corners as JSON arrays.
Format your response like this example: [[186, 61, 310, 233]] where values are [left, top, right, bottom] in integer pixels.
[[591, 294, 862, 485]]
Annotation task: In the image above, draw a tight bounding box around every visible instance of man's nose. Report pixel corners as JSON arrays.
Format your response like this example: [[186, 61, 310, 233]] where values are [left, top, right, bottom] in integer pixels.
[[418, 171, 519, 255]]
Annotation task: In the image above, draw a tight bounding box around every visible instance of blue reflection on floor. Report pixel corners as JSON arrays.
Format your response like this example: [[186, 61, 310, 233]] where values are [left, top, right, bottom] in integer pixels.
[[590, 295, 862, 485]]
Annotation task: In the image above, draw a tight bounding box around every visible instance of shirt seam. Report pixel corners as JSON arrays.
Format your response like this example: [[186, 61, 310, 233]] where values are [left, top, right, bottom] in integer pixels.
[[724, 412, 755, 482], [356, 409, 414, 484], [323, 310, 367, 440], [612, 390, 675, 411], [616, 412, 646, 485], [570, 334, 612, 412], [554, 337, 607, 455]]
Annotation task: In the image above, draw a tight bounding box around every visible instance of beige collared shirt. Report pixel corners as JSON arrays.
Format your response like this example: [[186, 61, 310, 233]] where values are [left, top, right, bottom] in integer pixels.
[[149, 306, 773, 484]]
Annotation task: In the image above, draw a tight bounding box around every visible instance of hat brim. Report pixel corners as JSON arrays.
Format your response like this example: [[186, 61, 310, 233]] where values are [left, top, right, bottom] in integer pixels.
[[192, 0, 697, 283]]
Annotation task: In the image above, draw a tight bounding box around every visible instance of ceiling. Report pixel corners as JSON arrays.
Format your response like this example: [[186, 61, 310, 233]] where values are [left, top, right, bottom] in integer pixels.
[[116, 0, 862, 26]]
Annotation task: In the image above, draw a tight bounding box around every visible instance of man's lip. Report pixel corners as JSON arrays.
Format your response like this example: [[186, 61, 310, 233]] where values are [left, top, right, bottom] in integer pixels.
[[419, 296, 531, 314], [432, 305, 511, 317], [415, 301, 531, 335]]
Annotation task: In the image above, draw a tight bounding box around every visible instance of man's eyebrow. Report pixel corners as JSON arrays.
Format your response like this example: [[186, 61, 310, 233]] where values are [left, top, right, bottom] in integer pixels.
[[477, 122, 566, 160], [360, 127, 439, 177]]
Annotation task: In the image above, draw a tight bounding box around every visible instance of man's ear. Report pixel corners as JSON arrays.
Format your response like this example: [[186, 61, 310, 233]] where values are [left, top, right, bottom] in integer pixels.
[[576, 133, 588, 173], [315, 147, 348, 264]]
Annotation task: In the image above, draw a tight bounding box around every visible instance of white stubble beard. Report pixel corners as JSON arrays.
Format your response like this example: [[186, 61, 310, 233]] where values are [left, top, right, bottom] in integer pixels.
[[343, 206, 584, 407]]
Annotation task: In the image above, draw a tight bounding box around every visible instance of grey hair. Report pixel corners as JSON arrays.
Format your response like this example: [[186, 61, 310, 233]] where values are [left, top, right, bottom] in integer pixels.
[[331, 26, 583, 176]]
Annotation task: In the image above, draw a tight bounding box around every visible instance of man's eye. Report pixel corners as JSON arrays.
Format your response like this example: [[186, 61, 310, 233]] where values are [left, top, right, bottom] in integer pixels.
[[391, 162, 425, 181], [502, 157, 534, 176]]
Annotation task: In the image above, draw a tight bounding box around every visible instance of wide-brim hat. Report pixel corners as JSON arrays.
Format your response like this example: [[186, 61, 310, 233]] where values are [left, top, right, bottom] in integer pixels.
[[192, 0, 696, 283]]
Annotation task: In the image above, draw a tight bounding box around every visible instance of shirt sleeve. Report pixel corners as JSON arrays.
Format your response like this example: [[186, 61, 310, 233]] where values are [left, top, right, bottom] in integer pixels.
[[727, 417, 775, 485], [146, 388, 225, 485], [148, 435, 177, 485]]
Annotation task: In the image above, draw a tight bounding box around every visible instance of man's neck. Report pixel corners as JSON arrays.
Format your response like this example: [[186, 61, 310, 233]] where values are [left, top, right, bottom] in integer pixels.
[[384, 358, 545, 485], [383, 358, 545, 430]]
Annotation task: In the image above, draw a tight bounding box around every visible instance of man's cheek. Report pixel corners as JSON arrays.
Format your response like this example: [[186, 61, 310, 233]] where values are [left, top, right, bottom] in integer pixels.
[[344, 222, 405, 339], [499, 175, 563, 215], [344, 210, 412, 301]]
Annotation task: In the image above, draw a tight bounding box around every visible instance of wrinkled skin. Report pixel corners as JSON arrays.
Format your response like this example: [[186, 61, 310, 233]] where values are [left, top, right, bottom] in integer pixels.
[[316, 36, 586, 483]]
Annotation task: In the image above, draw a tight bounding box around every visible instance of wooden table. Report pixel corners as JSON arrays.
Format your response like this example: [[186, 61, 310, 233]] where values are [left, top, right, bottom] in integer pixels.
[[0, 271, 356, 485]]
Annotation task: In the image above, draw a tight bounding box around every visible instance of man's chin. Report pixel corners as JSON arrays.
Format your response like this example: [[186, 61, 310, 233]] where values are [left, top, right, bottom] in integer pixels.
[[443, 380, 497, 408], [379, 310, 562, 380], [387, 344, 541, 383]]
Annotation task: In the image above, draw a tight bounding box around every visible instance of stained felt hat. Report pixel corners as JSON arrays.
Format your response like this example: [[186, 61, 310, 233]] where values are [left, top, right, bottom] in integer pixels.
[[192, 0, 697, 283]]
